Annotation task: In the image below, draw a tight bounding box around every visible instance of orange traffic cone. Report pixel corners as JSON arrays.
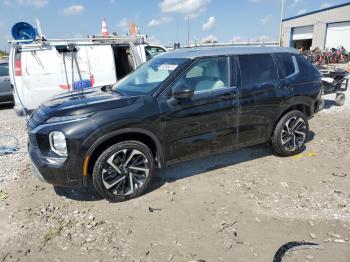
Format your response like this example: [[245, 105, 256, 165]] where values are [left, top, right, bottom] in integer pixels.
[[130, 20, 137, 37], [101, 17, 109, 37]]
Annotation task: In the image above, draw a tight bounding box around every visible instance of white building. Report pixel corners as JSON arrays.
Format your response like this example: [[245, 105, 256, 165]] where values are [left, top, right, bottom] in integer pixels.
[[281, 2, 350, 50]]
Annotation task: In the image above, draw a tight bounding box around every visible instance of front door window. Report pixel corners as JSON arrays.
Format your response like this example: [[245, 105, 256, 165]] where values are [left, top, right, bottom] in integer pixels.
[[171, 57, 230, 95]]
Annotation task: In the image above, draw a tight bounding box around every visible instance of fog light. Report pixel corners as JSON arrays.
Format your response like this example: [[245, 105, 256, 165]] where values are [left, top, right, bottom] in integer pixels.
[[49, 131, 67, 156]]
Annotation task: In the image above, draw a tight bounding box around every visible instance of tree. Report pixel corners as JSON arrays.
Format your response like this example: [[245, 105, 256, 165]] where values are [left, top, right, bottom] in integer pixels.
[[0, 49, 9, 59]]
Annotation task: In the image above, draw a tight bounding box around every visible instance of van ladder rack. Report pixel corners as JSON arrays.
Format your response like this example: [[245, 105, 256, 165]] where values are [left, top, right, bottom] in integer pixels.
[[8, 36, 143, 45]]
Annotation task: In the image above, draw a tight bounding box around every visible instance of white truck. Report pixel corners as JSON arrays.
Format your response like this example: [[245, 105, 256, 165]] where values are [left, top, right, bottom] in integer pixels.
[[8, 37, 167, 113]]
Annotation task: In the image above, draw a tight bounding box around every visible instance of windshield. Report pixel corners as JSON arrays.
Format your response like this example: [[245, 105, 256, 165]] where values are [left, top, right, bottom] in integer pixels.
[[113, 58, 188, 96]]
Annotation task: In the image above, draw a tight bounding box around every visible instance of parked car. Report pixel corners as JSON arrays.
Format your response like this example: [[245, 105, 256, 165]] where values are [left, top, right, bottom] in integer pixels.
[[9, 38, 167, 114], [27, 46, 322, 202], [0, 61, 14, 105]]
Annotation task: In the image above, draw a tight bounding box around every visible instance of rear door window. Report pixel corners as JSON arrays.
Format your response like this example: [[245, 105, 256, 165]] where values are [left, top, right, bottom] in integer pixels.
[[275, 53, 296, 78], [238, 54, 278, 86]]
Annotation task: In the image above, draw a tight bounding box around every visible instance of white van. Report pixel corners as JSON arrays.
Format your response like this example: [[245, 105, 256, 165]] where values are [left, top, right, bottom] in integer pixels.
[[9, 38, 167, 113]]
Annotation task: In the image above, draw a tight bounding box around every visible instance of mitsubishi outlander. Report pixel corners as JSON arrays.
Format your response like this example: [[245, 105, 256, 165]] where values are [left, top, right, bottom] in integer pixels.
[[27, 46, 322, 202]]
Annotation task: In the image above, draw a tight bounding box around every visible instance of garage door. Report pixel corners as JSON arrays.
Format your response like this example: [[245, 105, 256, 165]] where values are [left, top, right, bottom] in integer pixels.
[[292, 26, 314, 40], [325, 22, 350, 50]]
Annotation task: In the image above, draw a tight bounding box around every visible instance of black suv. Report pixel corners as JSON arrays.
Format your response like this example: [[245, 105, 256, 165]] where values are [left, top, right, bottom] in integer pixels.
[[28, 46, 322, 201]]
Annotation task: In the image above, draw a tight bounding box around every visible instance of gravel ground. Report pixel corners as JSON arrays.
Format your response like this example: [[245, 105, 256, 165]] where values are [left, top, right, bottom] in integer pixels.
[[0, 86, 349, 262]]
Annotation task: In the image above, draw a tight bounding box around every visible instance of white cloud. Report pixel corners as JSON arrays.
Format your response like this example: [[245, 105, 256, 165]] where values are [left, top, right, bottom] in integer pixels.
[[202, 16, 215, 31], [201, 34, 218, 43], [148, 19, 161, 27], [61, 5, 84, 16], [291, 0, 302, 7], [16, 0, 48, 7], [148, 17, 172, 27], [321, 2, 331, 8], [297, 9, 307, 15], [260, 15, 272, 25], [160, 0, 211, 18], [232, 36, 242, 42]]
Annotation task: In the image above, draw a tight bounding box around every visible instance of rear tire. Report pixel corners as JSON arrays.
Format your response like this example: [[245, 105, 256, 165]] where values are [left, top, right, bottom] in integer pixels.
[[92, 141, 155, 202], [271, 110, 309, 157]]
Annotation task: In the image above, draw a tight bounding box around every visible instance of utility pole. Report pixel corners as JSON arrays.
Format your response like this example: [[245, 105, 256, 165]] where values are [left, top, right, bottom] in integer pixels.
[[187, 16, 190, 47], [279, 0, 286, 46]]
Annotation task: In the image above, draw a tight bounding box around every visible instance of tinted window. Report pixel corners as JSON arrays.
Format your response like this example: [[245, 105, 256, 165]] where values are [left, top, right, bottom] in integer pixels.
[[276, 53, 295, 77], [0, 63, 9, 77], [239, 54, 278, 85], [295, 54, 318, 76], [172, 57, 229, 94]]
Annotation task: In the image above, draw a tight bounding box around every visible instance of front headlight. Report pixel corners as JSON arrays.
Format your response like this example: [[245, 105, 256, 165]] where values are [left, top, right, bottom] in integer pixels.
[[46, 113, 94, 124], [49, 131, 67, 156]]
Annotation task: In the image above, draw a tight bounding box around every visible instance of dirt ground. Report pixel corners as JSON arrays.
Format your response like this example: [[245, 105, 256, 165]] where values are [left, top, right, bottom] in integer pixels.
[[0, 88, 349, 262]]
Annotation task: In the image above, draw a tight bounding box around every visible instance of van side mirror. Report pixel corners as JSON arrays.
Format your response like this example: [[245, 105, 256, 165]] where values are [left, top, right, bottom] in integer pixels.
[[173, 85, 194, 100]]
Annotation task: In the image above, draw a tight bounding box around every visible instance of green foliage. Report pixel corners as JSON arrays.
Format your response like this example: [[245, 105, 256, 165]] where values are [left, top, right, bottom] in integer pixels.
[[0, 49, 9, 59]]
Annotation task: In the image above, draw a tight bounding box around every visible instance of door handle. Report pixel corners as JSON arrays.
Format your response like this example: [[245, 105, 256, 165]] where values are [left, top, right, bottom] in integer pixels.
[[4, 78, 10, 82], [221, 92, 235, 99]]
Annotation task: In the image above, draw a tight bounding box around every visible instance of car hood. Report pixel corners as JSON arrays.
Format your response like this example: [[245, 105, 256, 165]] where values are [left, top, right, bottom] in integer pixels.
[[28, 88, 138, 128]]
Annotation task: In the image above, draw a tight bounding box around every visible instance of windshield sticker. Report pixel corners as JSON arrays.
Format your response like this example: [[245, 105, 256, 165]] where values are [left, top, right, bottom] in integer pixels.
[[158, 64, 178, 71]]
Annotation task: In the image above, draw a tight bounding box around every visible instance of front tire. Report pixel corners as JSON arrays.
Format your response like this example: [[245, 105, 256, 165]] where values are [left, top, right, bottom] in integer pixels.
[[271, 110, 309, 156], [92, 141, 155, 202]]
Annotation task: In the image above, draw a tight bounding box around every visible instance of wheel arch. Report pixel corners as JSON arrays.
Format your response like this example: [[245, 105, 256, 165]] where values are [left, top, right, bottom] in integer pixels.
[[271, 100, 312, 137], [83, 128, 164, 184]]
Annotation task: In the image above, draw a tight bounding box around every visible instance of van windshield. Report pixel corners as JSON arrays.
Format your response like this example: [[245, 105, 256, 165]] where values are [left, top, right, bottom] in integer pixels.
[[113, 58, 188, 96]]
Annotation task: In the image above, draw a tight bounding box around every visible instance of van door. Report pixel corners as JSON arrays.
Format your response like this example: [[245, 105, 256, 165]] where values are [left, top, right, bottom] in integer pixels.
[[129, 43, 142, 68]]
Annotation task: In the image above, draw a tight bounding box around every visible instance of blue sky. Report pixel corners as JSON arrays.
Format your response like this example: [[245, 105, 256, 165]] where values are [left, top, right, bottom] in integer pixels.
[[0, 0, 349, 50]]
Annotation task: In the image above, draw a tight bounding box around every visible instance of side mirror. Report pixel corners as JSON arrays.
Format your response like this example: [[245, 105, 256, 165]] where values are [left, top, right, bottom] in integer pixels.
[[173, 85, 194, 100]]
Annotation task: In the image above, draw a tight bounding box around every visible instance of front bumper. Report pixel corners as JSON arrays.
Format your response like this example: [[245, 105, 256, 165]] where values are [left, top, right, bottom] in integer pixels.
[[28, 142, 82, 187], [31, 162, 47, 183]]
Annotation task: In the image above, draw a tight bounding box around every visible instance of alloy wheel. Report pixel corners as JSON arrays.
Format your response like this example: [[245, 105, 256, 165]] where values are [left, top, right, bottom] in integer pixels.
[[280, 116, 307, 152], [101, 149, 150, 195]]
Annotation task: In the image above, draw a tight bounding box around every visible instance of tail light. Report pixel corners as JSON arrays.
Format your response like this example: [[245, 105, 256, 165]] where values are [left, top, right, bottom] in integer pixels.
[[15, 51, 22, 76]]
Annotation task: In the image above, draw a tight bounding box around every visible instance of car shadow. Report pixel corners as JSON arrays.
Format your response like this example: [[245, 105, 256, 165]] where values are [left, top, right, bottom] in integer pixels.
[[53, 186, 103, 201], [148, 133, 314, 193], [323, 99, 337, 109], [54, 131, 315, 202], [0, 104, 14, 110]]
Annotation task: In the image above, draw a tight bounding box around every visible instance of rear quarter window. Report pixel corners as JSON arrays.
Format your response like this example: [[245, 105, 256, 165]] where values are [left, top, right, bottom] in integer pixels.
[[275, 53, 296, 78], [295, 54, 319, 77], [238, 54, 278, 86]]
